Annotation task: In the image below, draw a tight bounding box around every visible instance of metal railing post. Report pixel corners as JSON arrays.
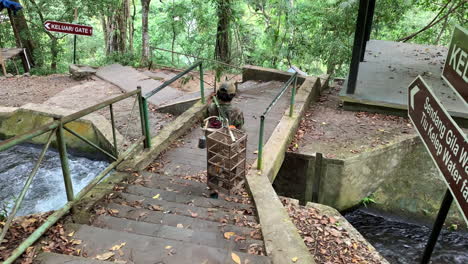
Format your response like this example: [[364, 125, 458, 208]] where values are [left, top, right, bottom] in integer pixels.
[[109, 104, 118, 157], [137, 86, 151, 149], [289, 75, 297, 117], [200, 62, 205, 104], [257, 116, 265, 171], [56, 122, 74, 202]]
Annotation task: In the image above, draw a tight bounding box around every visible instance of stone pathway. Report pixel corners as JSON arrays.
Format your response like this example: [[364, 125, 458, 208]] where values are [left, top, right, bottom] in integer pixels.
[[36, 80, 291, 263], [43, 77, 174, 143], [96, 64, 202, 110]]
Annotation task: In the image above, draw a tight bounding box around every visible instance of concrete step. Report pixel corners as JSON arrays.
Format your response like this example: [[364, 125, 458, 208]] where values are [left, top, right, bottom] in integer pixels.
[[113, 193, 258, 226], [139, 171, 211, 196], [68, 224, 271, 264], [92, 215, 263, 253], [34, 252, 111, 264], [103, 203, 260, 237], [121, 184, 253, 211], [139, 172, 250, 204]]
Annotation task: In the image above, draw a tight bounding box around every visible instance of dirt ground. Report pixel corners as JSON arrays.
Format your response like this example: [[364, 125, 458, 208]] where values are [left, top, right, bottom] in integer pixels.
[[0, 74, 175, 144], [290, 80, 415, 159], [0, 74, 81, 107]]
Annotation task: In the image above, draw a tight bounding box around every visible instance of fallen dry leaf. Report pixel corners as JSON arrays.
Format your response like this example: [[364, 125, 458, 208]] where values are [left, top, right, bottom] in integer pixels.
[[231, 252, 241, 264], [110, 242, 126, 251], [71, 239, 82, 245], [292, 256, 298, 262], [109, 209, 119, 215], [95, 252, 115, 260], [152, 194, 160, 199], [224, 232, 236, 239], [150, 205, 163, 211]]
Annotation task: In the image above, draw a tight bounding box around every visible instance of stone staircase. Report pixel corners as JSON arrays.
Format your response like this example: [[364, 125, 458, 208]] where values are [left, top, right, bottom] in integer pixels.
[[36, 171, 270, 264], [35, 80, 291, 263]]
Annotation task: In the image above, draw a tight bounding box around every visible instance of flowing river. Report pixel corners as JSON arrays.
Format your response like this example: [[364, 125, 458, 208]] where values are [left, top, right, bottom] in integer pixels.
[[345, 209, 468, 264], [0, 143, 109, 216]]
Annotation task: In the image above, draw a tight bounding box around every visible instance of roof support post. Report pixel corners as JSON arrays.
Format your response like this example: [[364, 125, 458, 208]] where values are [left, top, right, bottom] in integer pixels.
[[346, 0, 370, 95], [361, 0, 376, 61]]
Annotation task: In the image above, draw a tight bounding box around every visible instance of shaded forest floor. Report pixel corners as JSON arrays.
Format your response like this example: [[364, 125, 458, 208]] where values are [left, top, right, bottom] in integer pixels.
[[290, 80, 415, 159]]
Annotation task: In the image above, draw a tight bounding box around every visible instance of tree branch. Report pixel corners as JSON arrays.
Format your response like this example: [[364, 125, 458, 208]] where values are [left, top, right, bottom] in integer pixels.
[[397, 0, 466, 42]]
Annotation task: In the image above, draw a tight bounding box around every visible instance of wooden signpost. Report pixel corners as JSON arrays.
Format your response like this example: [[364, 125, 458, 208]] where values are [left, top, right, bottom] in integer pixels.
[[43, 20, 93, 64], [408, 25, 467, 264]]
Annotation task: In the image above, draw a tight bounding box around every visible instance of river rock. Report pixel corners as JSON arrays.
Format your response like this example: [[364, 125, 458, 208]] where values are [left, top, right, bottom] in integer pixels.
[[69, 64, 97, 80]]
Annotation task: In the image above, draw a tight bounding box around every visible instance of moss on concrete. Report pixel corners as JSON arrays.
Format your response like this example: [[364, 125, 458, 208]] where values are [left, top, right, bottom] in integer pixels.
[[284, 133, 467, 226], [0, 104, 122, 155]]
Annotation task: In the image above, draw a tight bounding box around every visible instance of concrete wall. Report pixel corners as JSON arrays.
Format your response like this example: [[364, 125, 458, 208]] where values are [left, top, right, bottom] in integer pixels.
[[275, 135, 466, 226], [0, 104, 122, 156], [243, 65, 307, 85], [243, 66, 325, 264]]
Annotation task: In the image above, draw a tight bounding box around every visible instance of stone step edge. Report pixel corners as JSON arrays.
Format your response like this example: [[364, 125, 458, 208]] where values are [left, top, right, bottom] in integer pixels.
[[92, 215, 264, 252], [119, 184, 253, 210], [66, 223, 266, 261], [100, 202, 259, 236]]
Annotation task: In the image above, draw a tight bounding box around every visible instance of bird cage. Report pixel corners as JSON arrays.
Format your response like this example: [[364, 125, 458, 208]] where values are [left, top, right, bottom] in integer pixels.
[[206, 127, 247, 195]]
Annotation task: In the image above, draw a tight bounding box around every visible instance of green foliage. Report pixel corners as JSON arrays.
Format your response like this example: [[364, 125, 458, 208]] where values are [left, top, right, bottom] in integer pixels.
[[361, 194, 376, 207], [0, 0, 463, 76]]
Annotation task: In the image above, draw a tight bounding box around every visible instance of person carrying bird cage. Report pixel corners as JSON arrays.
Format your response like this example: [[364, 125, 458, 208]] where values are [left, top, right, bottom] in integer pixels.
[[206, 80, 244, 130]]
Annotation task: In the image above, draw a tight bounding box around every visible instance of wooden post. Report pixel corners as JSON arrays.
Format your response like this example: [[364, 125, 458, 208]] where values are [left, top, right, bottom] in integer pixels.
[[0, 50, 6, 76]]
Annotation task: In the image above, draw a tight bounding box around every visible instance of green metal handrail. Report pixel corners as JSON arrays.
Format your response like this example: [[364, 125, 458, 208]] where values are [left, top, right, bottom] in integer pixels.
[[257, 72, 298, 170], [0, 89, 150, 264], [140, 61, 206, 149]]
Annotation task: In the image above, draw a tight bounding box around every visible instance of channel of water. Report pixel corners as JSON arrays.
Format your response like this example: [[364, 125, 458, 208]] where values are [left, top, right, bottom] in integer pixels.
[[0, 143, 109, 217], [345, 209, 468, 264]]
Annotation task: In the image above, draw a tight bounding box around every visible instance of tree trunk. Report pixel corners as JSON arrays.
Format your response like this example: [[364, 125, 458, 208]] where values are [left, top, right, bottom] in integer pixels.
[[129, 0, 136, 53], [7, 2, 36, 66], [141, 0, 152, 65], [215, 0, 231, 64], [101, 0, 130, 55], [50, 37, 58, 71]]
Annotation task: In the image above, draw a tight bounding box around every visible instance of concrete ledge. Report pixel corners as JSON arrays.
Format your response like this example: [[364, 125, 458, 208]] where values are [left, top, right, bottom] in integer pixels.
[[0, 103, 123, 155], [305, 202, 390, 264], [156, 97, 201, 116], [243, 65, 307, 85], [119, 100, 208, 171], [341, 95, 468, 128], [245, 75, 324, 264]]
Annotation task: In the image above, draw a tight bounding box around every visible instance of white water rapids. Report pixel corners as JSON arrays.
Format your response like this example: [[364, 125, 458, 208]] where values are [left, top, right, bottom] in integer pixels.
[[0, 144, 109, 216]]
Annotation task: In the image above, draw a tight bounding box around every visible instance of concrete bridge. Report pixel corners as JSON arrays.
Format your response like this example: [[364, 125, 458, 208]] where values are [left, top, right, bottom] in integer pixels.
[[0, 66, 326, 264], [38, 67, 320, 263], [1, 65, 389, 264]]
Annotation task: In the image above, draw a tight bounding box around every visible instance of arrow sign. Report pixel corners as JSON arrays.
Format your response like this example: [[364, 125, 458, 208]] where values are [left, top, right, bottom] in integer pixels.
[[442, 25, 467, 103], [408, 76, 468, 224], [409, 85, 420, 110], [44, 20, 93, 36]]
